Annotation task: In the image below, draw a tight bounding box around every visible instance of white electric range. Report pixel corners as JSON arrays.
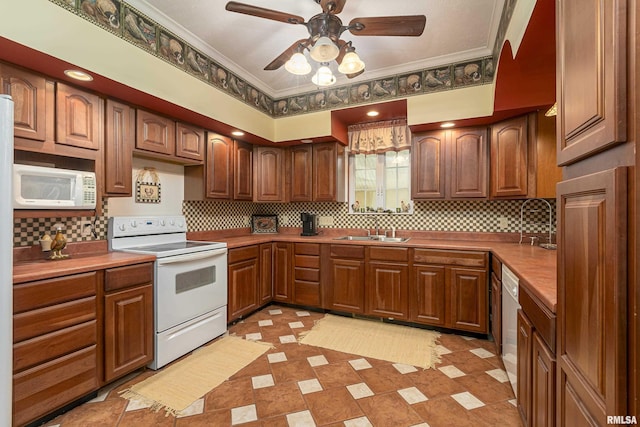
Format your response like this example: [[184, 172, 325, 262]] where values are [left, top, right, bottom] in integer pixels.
[[108, 215, 227, 369]]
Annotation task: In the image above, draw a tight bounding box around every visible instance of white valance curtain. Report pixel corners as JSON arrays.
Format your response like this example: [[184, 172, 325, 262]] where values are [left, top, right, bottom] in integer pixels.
[[348, 119, 411, 154]]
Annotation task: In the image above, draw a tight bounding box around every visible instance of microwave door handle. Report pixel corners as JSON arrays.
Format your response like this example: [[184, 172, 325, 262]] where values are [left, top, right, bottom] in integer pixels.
[[156, 248, 227, 266]]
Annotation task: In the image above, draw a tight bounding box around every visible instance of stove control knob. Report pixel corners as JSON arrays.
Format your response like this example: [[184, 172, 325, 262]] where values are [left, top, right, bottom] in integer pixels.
[[177, 220, 184, 228], [130, 220, 137, 228], [118, 224, 126, 231], [159, 220, 166, 226], [170, 219, 175, 226]]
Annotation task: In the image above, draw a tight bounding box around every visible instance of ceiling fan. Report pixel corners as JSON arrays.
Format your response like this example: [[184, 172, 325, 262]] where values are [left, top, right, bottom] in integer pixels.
[[225, 0, 426, 86]]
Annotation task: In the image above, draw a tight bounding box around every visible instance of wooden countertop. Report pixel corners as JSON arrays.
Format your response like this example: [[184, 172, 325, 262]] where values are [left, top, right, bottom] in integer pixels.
[[191, 229, 558, 313], [13, 250, 156, 284]]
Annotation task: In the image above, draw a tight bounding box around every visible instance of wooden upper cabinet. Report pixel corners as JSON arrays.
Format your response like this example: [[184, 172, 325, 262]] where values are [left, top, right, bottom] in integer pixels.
[[56, 83, 103, 150], [313, 142, 346, 202], [104, 99, 133, 196], [136, 109, 175, 156], [234, 139, 253, 200], [411, 131, 446, 199], [254, 146, 285, 202], [290, 145, 313, 202], [449, 128, 488, 198], [556, 167, 628, 425], [556, 0, 626, 165], [207, 134, 234, 199], [491, 115, 528, 198], [175, 122, 205, 162], [0, 63, 46, 141]]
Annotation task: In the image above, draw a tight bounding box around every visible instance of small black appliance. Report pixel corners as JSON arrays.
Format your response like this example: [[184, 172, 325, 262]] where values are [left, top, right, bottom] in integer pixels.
[[300, 212, 318, 236]]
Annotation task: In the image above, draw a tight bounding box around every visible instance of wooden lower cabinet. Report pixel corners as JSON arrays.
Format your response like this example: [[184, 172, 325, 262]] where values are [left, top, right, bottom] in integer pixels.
[[228, 246, 260, 322], [12, 271, 99, 426], [449, 267, 487, 333], [322, 245, 366, 314], [366, 247, 409, 320], [517, 309, 534, 426], [273, 242, 293, 303], [258, 243, 273, 305], [410, 265, 446, 326], [293, 243, 321, 306], [532, 332, 556, 427], [490, 256, 502, 354]]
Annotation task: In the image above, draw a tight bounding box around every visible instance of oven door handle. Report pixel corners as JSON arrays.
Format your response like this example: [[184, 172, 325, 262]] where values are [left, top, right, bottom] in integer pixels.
[[156, 248, 227, 265]]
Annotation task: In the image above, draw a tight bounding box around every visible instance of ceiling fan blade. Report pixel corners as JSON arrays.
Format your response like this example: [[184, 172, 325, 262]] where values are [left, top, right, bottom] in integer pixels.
[[225, 2, 305, 25], [349, 15, 426, 36], [264, 39, 311, 70], [320, 0, 346, 14]]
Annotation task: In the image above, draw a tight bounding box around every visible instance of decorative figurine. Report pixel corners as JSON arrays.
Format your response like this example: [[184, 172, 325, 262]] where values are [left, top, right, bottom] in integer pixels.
[[351, 200, 360, 212], [49, 227, 69, 260]]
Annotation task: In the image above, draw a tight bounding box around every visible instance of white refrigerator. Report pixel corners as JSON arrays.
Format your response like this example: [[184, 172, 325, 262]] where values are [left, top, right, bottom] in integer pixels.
[[1, 94, 14, 425]]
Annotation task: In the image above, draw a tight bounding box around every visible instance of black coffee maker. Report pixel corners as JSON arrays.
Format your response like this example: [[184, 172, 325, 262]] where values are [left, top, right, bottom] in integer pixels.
[[300, 212, 318, 236]]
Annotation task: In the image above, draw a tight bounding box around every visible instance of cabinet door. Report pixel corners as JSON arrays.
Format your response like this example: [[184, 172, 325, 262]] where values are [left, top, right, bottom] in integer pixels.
[[517, 309, 534, 427], [490, 272, 502, 355], [234, 140, 253, 200], [258, 243, 273, 305], [56, 83, 103, 150], [366, 262, 409, 320], [273, 242, 292, 302], [449, 128, 488, 198], [136, 109, 175, 156], [327, 258, 365, 314], [0, 63, 46, 141], [104, 284, 153, 382], [449, 267, 488, 333], [411, 131, 446, 199], [203, 134, 233, 199], [176, 122, 205, 161], [290, 145, 313, 201], [556, 0, 626, 165], [104, 99, 133, 195], [491, 115, 528, 198], [532, 331, 556, 427], [312, 142, 338, 201], [227, 258, 259, 322], [556, 168, 627, 425], [254, 146, 284, 202], [410, 265, 446, 327]]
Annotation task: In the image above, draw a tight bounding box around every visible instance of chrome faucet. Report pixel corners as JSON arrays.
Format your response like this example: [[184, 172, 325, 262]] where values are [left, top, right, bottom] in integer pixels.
[[519, 198, 553, 245]]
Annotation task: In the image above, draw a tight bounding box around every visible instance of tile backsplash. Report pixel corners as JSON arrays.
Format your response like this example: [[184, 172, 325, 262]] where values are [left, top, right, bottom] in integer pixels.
[[13, 198, 556, 247]]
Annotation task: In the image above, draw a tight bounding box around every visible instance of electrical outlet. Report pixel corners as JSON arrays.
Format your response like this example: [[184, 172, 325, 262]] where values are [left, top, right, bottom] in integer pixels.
[[280, 215, 289, 225], [80, 221, 93, 237], [498, 217, 509, 230], [242, 216, 250, 227], [318, 216, 334, 226]]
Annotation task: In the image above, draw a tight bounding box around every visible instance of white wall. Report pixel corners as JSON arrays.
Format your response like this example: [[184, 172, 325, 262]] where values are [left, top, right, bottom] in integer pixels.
[[107, 157, 184, 217]]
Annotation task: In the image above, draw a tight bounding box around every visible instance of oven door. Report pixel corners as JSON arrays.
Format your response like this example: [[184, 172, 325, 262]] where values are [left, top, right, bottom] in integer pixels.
[[155, 248, 227, 333]]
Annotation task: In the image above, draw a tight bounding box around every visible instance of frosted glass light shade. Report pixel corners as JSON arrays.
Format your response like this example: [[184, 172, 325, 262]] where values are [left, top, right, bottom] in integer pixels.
[[284, 52, 311, 75], [310, 36, 339, 62], [311, 65, 336, 86], [338, 51, 365, 74]]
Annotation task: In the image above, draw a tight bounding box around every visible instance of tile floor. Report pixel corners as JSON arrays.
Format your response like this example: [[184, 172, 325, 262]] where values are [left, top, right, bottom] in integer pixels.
[[44, 305, 522, 427]]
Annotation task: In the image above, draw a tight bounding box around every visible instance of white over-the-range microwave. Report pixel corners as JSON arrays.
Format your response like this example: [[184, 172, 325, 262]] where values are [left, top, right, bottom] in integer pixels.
[[13, 164, 97, 209]]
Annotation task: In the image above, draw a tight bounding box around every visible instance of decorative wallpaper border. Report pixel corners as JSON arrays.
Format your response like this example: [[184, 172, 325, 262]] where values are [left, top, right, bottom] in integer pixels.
[[48, 0, 517, 118]]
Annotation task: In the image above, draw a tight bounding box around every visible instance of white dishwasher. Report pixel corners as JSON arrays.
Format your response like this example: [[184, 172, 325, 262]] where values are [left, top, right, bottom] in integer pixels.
[[501, 264, 520, 397]]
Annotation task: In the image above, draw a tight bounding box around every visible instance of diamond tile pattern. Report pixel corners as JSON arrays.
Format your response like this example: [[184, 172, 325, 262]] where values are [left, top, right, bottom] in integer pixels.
[[44, 305, 522, 427]]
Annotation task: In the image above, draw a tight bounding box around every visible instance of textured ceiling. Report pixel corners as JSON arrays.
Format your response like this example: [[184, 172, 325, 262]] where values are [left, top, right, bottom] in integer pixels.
[[127, 0, 505, 98]]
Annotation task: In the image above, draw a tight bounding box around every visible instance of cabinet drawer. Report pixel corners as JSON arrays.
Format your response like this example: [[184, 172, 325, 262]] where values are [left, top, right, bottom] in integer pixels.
[[105, 263, 153, 292], [13, 345, 98, 427], [294, 254, 320, 269], [330, 244, 365, 259], [295, 267, 320, 282], [14, 272, 97, 314], [491, 256, 502, 280], [413, 249, 487, 268], [13, 320, 97, 373], [294, 281, 320, 306], [228, 245, 259, 264], [295, 243, 320, 255], [13, 296, 96, 343], [369, 246, 409, 262]]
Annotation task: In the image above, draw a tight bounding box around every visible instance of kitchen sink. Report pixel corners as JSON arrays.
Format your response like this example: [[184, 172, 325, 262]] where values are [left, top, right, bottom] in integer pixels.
[[334, 235, 410, 243]]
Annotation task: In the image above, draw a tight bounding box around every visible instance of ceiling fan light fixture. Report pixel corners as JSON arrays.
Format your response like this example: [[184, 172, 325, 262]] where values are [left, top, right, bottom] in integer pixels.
[[310, 36, 340, 62], [284, 52, 311, 75], [338, 51, 365, 74], [311, 65, 336, 87]]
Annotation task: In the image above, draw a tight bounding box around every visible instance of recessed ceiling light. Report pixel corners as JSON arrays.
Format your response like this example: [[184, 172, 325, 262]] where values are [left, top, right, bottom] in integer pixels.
[[64, 69, 93, 81], [440, 122, 455, 128], [301, 139, 313, 144], [231, 130, 245, 136], [366, 111, 379, 117]]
